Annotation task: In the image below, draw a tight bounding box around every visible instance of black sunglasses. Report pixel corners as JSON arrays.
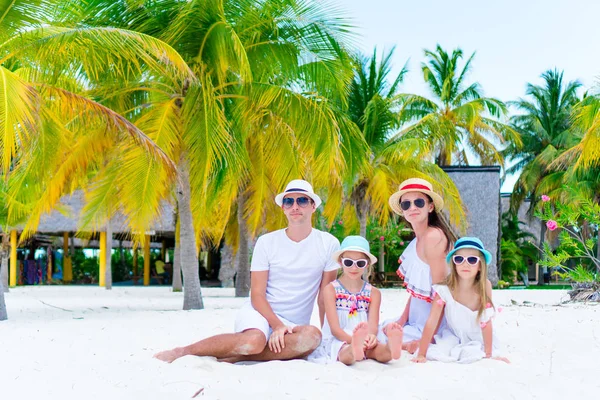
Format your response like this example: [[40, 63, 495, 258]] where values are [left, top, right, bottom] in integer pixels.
[[282, 196, 312, 209], [400, 198, 426, 211]]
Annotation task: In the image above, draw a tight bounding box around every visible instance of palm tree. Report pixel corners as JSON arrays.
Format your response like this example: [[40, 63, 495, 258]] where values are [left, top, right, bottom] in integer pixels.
[[506, 70, 581, 215], [343, 48, 466, 238], [68, 0, 362, 299], [397, 45, 520, 166]]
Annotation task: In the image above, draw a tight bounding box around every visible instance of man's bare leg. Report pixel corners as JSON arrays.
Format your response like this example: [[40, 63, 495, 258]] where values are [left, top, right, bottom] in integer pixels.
[[154, 329, 266, 363], [224, 325, 321, 363]]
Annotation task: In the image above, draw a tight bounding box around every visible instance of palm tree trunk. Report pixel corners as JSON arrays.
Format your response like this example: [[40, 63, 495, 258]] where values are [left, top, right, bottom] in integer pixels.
[[0, 279, 6, 321], [105, 220, 113, 290], [219, 243, 235, 288], [172, 217, 183, 292], [176, 159, 203, 309], [235, 194, 251, 297], [1, 234, 9, 293]]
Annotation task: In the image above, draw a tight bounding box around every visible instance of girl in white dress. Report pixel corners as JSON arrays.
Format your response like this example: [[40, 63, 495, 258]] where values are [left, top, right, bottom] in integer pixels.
[[309, 236, 403, 365], [412, 237, 510, 364]]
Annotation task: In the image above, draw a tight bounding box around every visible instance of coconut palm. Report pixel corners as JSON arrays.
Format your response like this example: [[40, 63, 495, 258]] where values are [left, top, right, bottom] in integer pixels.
[[505, 69, 581, 216], [342, 48, 466, 238], [63, 0, 364, 299], [397, 45, 520, 166]]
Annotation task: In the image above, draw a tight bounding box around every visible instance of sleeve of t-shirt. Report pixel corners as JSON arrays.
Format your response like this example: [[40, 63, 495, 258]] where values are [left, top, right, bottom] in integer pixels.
[[323, 234, 341, 272], [250, 236, 269, 272]]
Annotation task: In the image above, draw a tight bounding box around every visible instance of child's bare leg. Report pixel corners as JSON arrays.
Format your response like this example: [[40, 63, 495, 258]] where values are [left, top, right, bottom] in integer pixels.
[[337, 344, 356, 365], [351, 322, 369, 361], [386, 323, 403, 360]]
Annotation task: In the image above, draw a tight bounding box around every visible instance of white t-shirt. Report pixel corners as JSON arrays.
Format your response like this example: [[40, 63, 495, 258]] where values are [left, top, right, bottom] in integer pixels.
[[250, 228, 340, 325]]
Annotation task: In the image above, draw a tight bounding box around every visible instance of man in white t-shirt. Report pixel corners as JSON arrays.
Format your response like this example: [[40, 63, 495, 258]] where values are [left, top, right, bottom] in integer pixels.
[[155, 179, 340, 363]]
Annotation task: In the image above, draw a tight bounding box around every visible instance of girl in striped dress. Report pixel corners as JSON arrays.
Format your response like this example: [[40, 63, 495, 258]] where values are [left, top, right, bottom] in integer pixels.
[[309, 236, 403, 365]]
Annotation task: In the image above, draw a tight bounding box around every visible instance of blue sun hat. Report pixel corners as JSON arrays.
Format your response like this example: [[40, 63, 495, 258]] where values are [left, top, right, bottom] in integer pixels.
[[332, 235, 378, 265], [446, 237, 492, 264]]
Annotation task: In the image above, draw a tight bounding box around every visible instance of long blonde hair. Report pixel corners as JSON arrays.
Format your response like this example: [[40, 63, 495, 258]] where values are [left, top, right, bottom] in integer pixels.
[[443, 251, 493, 321]]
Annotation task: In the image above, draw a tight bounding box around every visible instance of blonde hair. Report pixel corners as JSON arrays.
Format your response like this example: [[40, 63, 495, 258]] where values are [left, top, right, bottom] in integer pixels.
[[442, 251, 493, 321]]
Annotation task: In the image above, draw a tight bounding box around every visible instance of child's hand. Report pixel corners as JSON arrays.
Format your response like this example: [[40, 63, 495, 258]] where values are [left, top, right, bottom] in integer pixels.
[[411, 355, 427, 363], [492, 356, 510, 364], [364, 334, 377, 350]]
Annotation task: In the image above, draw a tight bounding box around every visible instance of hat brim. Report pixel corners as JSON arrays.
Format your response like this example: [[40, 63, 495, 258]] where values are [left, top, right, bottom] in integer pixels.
[[275, 191, 322, 208], [332, 246, 378, 265], [446, 246, 492, 264], [389, 188, 444, 216]]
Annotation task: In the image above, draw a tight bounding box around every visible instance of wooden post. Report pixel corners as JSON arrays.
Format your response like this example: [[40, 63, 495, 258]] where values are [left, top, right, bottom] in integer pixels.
[[133, 247, 139, 284], [46, 246, 53, 283], [161, 240, 166, 261], [143, 235, 150, 286], [9, 230, 17, 287], [63, 232, 73, 282], [99, 232, 106, 287]]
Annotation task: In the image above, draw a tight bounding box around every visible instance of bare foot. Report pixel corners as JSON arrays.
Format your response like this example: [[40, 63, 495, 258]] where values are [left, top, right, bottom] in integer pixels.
[[385, 323, 403, 360], [351, 322, 369, 361], [154, 347, 185, 363], [402, 340, 419, 354]]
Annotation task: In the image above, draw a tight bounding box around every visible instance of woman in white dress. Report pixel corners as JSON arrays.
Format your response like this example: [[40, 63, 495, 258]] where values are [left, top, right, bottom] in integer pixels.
[[412, 237, 509, 364], [379, 178, 456, 352]]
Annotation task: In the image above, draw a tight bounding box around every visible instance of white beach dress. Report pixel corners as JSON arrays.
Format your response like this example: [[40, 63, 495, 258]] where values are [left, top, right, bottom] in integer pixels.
[[424, 284, 500, 363], [308, 280, 372, 364], [378, 239, 444, 343]]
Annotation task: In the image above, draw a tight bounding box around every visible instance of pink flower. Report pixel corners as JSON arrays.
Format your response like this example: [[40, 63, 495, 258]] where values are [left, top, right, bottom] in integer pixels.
[[397, 230, 402, 235], [541, 195, 550, 202], [546, 220, 558, 231], [400, 241, 405, 246], [379, 236, 385, 241], [337, 220, 343, 225]]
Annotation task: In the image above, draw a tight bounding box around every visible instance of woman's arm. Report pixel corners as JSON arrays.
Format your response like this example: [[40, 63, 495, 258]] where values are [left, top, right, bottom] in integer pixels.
[[423, 228, 449, 284], [323, 284, 352, 344], [412, 294, 445, 362], [398, 296, 411, 325]]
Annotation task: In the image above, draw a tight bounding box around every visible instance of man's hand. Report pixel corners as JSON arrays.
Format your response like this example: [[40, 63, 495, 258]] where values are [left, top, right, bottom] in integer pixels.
[[364, 334, 377, 350], [268, 325, 293, 353]]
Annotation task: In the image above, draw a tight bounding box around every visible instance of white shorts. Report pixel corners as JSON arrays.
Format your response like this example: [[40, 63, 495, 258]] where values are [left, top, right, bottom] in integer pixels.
[[234, 302, 297, 341]]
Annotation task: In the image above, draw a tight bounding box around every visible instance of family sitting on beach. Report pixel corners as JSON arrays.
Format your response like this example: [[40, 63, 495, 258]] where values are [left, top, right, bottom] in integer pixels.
[[154, 178, 509, 365]]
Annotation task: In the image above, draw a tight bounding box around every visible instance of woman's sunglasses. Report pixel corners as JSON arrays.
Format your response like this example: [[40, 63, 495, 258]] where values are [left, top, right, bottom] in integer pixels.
[[400, 198, 426, 211], [452, 255, 481, 266], [340, 258, 369, 269], [282, 196, 312, 209]]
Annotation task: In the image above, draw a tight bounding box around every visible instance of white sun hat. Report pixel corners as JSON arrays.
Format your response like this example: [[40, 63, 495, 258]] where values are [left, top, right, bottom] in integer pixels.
[[388, 178, 444, 216], [275, 179, 322, 208]]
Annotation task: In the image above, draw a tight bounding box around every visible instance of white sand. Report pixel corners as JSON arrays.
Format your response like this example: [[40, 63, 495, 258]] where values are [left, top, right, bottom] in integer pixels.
[[1, 286, 599, 400]]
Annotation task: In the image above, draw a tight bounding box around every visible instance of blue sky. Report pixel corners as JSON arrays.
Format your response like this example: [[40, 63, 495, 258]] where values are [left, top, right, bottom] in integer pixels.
[[340, 0, 600, 191]]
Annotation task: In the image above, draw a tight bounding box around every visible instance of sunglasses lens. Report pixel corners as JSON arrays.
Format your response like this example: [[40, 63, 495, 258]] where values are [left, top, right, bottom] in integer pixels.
[[342, 259, 354, 267], [414, 198, 426, 208], [296, 197, 310, 207], [467, 257, 479, 265], [400, 201, 411, 211], [282, 198, 294, 208], [356, 260, 368, 269], [453, 255, 464, 264]]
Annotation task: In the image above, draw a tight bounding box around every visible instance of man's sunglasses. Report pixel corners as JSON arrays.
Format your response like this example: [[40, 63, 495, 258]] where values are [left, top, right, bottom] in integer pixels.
[[340, 258, 369, 269], [282, 196, 313, 209], [400, 198, 426, 211], [452, 255, 481, 266]]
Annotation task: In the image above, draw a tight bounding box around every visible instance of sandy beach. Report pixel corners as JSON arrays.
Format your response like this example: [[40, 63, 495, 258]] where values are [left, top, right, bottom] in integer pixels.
[[1, 286, 598, 400]]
